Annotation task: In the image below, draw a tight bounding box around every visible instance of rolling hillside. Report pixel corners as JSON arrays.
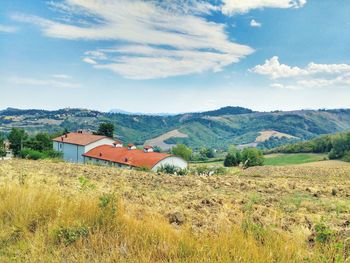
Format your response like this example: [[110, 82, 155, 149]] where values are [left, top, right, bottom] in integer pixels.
[[1, 107, 350, 150]]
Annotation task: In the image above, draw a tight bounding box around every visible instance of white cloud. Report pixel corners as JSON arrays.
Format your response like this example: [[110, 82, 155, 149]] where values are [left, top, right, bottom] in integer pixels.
[[9, 76, 80, 89], [250, 56, 306, 79], [250, 19, 262, 27], [52, 74, 72, 79], [12, 0, 254, 79], [0, 24, 18, 33], [222, 0, 306, 15], [82, 57, 97, 65], [252, 56, 350, 89]]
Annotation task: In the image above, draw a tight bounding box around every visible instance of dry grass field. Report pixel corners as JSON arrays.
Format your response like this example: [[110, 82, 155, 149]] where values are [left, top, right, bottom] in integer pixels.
[[0, 159, 349, 262]]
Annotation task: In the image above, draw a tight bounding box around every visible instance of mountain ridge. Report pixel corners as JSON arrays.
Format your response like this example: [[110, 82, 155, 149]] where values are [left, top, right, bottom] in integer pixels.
[[1, 106, 350, 150]]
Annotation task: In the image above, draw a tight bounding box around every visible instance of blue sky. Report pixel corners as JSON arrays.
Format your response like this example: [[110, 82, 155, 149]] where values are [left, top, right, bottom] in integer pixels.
[[1, 0, 350, 113]]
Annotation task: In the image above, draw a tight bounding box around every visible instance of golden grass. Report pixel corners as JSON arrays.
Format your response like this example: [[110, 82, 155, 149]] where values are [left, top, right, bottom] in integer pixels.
[[0, 159, 349, 262]]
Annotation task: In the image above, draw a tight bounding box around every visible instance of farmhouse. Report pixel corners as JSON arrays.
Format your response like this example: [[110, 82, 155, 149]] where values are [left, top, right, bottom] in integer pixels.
[[53, 131, 188, 170], [52, 131, 115, 163], [83, 145, 187, 171]]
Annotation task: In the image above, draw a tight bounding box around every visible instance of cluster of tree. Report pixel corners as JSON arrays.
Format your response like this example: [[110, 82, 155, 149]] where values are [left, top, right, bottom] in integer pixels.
[[257, 136, 299, 150], [191, 147, 215, 161], [224, 146, 264, 168], [171, 144, 219, 162], [268, 131, 350, 161], [6, 128, 62, 160]]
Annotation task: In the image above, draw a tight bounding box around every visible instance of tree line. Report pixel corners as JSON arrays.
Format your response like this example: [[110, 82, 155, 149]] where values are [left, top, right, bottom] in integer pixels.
[[0, 122, 117, 160], [267, 131, 350, 161]]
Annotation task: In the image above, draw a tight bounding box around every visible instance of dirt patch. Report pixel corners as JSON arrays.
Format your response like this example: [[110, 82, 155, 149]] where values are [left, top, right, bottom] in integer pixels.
[[255, 130, 297, 142], [145, 129, 188, 150]]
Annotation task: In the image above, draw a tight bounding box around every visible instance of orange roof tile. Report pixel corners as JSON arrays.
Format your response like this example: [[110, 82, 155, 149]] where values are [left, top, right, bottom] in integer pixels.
[[52, 132, 108, 146], [83, 145, 171, 169]]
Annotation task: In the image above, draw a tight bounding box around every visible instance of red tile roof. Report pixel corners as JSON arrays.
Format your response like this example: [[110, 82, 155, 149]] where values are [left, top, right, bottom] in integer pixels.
[[83, 145, 171, 169], [52, 132, 108, 146]]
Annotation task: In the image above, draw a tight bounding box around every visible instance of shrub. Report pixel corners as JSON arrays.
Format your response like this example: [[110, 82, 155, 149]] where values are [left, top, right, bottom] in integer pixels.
[[19, 148, 46, 160], [341, 150, 350, 162], [314, 223, 333, 243], [19, 148, 62, 160], [157, 164, 188, 175], [78, 176, 95, 191], [53, 226, 89, 245], [191, 165, 227, 176], [241, 148, 264, 168], [44, 149, 62, 159]]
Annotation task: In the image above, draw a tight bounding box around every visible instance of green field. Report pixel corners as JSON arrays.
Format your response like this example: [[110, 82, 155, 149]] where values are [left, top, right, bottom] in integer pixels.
[[264, 153, 327, 166]]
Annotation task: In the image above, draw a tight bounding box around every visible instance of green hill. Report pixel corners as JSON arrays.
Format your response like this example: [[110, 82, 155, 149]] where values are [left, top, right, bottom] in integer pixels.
[[1, 107, 350, 150]]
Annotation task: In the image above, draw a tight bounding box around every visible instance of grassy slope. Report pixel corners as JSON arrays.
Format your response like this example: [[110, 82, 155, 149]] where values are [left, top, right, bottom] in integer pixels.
[[1, 159, 349, 262], [264, 153, 327, 166]]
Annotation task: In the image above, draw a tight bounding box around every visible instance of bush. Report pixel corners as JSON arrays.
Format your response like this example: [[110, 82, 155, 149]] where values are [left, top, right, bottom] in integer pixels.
[[19, 148, 46, 160], [191, 165, 227, 176], [341, 150, 350, 162], [241, 148, 264, 168], [19, 148, 62, 160], [53, 226, 89, 245], [44, 149, 62, 159], [314, 223, 333, 243], [157, 164, 188, 175]]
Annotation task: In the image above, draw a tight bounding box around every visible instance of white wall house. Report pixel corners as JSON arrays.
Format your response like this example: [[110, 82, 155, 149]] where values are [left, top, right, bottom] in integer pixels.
[[52, 132, 115, 163]]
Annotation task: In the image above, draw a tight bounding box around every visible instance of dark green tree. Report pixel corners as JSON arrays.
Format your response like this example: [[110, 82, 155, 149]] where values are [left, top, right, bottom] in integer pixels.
[[8, 128, 28, 156], [95, 122, 114, 138], [171, 144, 192, 161], [224, 146, 241, 167]]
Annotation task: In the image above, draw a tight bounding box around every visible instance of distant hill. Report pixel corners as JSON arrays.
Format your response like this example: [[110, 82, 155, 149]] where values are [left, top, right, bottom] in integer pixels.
[[1, 106, 350, 150]]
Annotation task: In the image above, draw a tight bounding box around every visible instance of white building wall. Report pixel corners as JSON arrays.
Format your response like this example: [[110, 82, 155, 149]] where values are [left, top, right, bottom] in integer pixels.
[[85, 138, 115, 152], [54, 138, 115, 164], [60, 143, 85, 163], [151, 157, 188, 171]]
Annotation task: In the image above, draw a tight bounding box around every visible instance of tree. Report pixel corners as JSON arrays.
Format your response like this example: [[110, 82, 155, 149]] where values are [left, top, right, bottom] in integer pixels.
[[199, 147, 215, 159], [241, 148, 264, 168], [95, 122, 114, 138], [8, 128, 28, 156], [224, 146, 241, 167], [0, 133, 6, 158], [171, 144, 192, 161], [25, 132, 52, 152]]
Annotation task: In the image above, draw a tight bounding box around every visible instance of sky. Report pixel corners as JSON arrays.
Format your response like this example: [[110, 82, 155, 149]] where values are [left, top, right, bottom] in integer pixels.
[[1, 0, 350, 113]]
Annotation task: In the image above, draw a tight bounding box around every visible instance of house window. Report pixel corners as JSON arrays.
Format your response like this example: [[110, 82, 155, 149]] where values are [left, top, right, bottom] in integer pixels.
[[59, 143, 62, 149]]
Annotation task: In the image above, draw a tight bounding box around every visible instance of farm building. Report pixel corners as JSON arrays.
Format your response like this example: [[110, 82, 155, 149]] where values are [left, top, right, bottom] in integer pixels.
[[83, 144, 188, 171], [52, 131, 188, 170], [52, 132, 115, 163]]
